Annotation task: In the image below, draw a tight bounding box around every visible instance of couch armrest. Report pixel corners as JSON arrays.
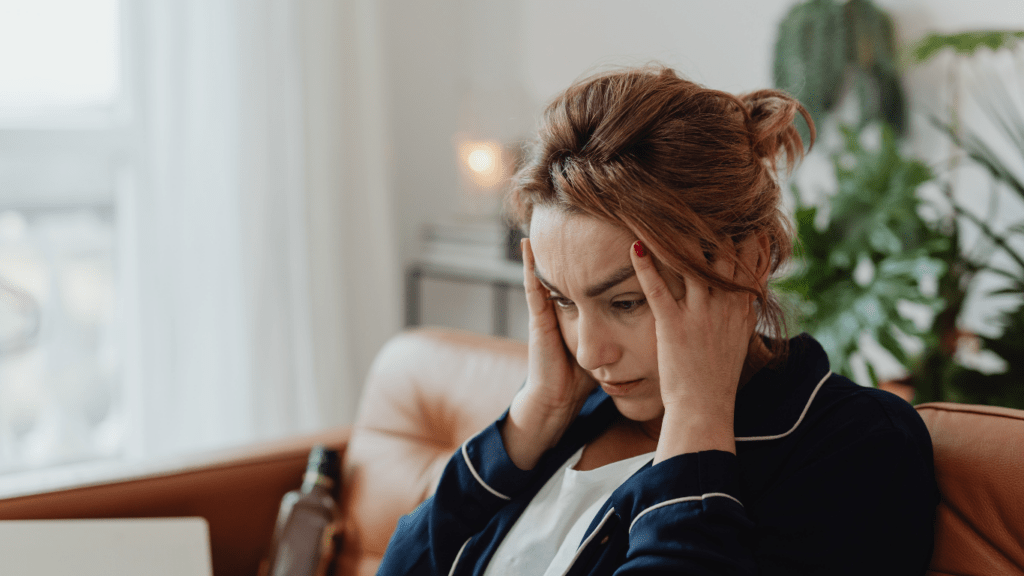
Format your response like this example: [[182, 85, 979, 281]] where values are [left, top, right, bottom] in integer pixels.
[[0, 427, 350, 576], [916, 402, 1024, 576]]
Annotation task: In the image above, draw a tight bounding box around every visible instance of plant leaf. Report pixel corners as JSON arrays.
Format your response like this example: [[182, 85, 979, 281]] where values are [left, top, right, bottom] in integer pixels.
[[773, 0, 847, 141], [781, 122, 948, 385], [911, 30, 1024, 63]]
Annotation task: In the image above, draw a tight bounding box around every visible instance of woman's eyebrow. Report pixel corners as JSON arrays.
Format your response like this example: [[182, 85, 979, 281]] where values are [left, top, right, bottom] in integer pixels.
[[533, 268, 562, 295], [533, 264, 637, 298], [584, 265, 637, 298]]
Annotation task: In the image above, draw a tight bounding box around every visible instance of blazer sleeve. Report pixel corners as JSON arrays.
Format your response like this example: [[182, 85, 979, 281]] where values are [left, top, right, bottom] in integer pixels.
[[609, 450, 758, 575], [375, 413, 535, 576]]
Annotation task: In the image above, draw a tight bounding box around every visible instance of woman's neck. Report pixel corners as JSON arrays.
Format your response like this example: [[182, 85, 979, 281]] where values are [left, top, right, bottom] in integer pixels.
[[739, 335, 772, 390], [575, 416, 658, 471]]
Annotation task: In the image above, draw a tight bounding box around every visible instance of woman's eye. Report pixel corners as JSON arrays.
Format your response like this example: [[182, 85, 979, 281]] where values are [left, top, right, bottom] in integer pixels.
[[612, 299, 646, 313], [547, 296, 575, 309]]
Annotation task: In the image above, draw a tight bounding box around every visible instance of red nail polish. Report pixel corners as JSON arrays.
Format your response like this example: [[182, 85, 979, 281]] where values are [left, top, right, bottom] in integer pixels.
[[633, 241, 646, 258]]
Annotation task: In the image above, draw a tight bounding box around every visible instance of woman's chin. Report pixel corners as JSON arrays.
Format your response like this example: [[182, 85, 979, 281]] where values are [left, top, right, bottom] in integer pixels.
[[610, 396, 664, 426]]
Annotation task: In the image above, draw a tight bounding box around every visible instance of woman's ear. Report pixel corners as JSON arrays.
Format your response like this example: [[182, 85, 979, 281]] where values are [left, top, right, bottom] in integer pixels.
[[736, 233, 772, 288]]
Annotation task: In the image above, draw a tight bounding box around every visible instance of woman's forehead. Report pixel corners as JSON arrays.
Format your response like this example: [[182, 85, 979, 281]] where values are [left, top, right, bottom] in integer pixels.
[[529, 207, 636, 291], [530, 207, 631, 252]]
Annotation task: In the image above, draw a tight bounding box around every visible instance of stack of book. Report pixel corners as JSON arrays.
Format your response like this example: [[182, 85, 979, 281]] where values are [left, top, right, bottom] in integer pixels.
[[421, 217, 523, 263], [419, 217, 523, 283]]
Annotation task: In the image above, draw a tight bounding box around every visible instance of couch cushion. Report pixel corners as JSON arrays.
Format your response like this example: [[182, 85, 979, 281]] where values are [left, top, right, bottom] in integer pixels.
[[337, 328, 527, 576], [916, 402, 1024, 576]]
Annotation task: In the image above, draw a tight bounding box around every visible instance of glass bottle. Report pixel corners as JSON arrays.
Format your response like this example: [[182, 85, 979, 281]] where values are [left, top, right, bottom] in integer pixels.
[[264, 445, 341, 576]]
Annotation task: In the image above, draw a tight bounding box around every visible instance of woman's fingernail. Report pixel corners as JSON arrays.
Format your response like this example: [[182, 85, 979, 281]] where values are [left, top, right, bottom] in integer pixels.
[[633, 241, 646, 258]]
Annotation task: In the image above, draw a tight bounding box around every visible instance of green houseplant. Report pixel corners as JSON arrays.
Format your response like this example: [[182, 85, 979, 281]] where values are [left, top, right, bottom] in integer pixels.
[[772, 0, 942, 387], [906, 30, 1024, 408], [773, 0, 906, 140], [773, 1, 1024, 408], [775, 124, 948, 384]]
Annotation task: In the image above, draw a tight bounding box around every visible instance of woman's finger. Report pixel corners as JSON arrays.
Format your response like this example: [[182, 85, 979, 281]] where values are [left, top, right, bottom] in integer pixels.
[[697, 248, 733, 304], [713, 247, 736, 287], [522, 238, 551, 319], [715, 249, 757, 334], [629, 240, 680, 319]]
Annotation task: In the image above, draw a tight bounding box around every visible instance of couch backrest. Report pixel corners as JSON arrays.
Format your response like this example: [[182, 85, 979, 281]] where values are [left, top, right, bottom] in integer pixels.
[[336, 329, 528, 576], [916, 402, 1024, 576]]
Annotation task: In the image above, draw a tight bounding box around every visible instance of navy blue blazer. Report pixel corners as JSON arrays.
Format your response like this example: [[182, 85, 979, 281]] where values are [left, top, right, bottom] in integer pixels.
[[377, 334, 938, 575]]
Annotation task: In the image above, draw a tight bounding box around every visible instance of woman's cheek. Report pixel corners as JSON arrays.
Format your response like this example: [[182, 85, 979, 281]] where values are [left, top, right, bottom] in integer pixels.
[[633, 311, 659, 370], [556, 310, 579, 352]]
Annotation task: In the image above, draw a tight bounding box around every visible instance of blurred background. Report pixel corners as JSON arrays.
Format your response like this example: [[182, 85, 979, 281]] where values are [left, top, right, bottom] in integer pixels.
[[0, 0, 1021, 490]]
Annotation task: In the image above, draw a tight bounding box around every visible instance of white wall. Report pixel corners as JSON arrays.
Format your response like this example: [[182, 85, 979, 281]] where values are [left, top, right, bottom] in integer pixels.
[[520, 0, 793, 100], [378, 0, 1024, 344]]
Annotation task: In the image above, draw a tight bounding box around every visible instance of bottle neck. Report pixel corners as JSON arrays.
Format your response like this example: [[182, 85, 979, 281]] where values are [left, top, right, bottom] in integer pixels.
[[301, 470, 335, 493]]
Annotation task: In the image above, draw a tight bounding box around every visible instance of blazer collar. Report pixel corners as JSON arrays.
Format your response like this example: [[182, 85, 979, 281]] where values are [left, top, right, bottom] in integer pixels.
[[733, 333, 832, 441]]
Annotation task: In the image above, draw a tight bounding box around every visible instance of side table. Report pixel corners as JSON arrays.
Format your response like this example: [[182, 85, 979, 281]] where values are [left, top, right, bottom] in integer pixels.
[[405, 255, 524, 337]]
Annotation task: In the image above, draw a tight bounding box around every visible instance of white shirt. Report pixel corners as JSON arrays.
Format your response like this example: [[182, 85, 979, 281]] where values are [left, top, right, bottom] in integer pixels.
[[483, 447, 655, 576]]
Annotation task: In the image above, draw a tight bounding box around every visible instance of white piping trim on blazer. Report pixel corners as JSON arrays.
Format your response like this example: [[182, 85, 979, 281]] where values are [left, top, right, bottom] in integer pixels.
[[626, 371, 831, 534], [559, 507, 617, 576], [735, 370, 832, 442], [462, 442, 511, 501], [628, 493, 744, 534], [448, 537, 471, 576]]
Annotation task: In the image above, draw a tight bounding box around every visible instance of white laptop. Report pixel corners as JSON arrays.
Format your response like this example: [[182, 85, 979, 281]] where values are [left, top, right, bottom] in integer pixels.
[[0, 517, 213, 576]]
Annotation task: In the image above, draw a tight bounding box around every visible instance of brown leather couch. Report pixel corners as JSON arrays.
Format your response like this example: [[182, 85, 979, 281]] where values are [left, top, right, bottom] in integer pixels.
[[1, 328, 1022, 576]]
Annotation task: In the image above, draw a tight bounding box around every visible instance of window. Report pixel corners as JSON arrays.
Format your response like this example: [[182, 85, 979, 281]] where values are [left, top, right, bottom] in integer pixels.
[[0, 0, 127, 475], [0, 0, 379, 492]]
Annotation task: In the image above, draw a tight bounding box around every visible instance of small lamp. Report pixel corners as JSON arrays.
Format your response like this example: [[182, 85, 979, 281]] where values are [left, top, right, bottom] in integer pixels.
[[454, 134, 516, 218]]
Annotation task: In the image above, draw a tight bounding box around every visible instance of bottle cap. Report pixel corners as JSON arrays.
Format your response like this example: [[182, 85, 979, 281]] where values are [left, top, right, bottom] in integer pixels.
[[308, 445, 341, 481]]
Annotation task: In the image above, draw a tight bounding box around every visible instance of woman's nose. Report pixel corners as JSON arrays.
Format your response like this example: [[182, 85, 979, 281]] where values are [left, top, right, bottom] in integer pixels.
[[573, 314, 622, 372]]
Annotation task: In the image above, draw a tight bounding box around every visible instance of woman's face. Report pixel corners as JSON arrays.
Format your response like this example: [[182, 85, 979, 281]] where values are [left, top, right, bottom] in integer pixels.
[[528, 205, 682, 425]]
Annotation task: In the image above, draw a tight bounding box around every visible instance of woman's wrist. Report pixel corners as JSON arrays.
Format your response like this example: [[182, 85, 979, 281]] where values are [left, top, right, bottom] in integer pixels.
[[500, 388, 580, 470], [653, 404, 736, 464]]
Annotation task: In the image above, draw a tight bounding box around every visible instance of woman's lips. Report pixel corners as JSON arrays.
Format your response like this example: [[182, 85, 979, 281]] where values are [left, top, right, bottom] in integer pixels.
[[599, 378, 644, 396]]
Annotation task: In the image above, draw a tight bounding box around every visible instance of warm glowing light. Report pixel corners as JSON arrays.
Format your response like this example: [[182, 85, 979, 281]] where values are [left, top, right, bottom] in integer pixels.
[[467, 149, 496, 174], [457, 139, 504, 191]]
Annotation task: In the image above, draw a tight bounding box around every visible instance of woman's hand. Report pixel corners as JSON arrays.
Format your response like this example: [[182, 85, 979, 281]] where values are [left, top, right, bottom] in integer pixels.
[[629, 240, 759, 463], [500, 238, 596, 470]]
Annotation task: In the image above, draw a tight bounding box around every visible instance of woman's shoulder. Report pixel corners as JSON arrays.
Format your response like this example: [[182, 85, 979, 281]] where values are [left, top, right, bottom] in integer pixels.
[[741, 333, 932, 449], [736, 337, 936, 503], [812, 371, 933, 451]]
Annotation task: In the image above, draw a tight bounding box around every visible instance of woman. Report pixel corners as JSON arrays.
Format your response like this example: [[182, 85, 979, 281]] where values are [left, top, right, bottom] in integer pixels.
[[378, 66, 937, 575]]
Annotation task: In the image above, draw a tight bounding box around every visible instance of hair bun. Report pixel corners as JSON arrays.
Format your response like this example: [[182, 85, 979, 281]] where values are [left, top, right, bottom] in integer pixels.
[[740, 90, 814, 174]]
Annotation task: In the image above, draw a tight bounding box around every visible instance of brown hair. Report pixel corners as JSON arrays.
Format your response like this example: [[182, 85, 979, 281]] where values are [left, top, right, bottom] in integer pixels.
[[506, 65, 813, 361]]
